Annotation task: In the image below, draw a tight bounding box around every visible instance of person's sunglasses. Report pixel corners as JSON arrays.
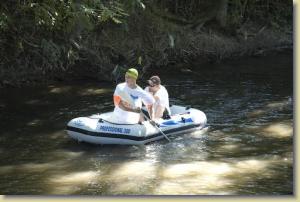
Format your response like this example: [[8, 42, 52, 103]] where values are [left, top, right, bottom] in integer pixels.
[[149, 84, 156, 87]]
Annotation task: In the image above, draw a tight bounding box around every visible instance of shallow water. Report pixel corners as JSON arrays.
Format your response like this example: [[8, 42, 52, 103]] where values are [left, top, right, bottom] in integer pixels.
[[0, 51, 293, 195]]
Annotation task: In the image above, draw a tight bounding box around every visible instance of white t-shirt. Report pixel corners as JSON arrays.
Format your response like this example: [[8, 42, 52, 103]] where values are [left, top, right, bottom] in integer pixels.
[[145, 85, 170, 115], [112, 82, 154, 124]]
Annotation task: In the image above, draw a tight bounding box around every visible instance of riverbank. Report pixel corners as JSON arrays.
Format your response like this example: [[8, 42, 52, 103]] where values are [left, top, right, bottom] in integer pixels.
[[0, 1, 292, 88]]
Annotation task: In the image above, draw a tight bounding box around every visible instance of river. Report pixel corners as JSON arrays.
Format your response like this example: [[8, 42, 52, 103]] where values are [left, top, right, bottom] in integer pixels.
[[0, 51, 293, 195]]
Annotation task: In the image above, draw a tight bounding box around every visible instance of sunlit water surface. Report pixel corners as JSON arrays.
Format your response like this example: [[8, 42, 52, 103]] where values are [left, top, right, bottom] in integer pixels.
[[0, 52, 293, 195]]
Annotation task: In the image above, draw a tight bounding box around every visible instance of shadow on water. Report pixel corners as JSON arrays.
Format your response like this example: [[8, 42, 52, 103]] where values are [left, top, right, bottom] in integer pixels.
[[0, 52, 293, 195]]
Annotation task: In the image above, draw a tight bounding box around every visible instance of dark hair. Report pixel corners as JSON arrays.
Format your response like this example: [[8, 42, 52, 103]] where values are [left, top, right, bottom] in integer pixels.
[[147, 75, 161, 86]]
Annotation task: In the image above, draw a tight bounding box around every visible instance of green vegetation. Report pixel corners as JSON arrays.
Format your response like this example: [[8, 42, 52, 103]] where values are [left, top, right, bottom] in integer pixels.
[[0, 0, 292, 86]]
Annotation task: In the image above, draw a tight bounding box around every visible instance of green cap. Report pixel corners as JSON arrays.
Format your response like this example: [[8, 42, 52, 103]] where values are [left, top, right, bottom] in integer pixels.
[[125, 68, 138, 79]]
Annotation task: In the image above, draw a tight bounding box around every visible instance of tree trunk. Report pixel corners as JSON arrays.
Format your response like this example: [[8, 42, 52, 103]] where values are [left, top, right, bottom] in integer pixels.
[[216, 0, 228, 27]]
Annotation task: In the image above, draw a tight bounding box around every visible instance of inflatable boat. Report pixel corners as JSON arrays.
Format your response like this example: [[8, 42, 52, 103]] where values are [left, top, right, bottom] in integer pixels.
[[66, 105, 207, 145]]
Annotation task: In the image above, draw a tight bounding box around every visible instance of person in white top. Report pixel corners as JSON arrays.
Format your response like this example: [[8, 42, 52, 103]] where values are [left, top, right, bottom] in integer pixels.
[[144, 75, 171, 120], [112, 68, 155, 124]]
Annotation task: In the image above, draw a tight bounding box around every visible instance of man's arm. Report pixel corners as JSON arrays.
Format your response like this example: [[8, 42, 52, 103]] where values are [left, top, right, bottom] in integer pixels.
[[146, 104, 154, 119], [114, 86, 140, 113], [118, 100, 141, 113], [154, 105, 165, 119], [140, 89, 155, 119]]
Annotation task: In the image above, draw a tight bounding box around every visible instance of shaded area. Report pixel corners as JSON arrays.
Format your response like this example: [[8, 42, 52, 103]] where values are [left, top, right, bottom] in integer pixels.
[[0, 52, 293, 195], [0, 1, 292, 87]]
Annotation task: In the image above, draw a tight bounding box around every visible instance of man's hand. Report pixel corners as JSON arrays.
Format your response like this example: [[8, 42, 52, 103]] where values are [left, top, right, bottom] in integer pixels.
[[133, 107, 141, 113], [122, 100, 132, 108]]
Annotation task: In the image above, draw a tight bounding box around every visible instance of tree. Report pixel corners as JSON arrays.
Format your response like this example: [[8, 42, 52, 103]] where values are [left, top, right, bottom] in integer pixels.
[[216, 0, 228, 27]]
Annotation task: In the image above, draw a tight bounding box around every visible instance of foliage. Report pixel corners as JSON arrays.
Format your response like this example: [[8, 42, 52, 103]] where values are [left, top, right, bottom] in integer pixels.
[[0, 0, 292, 86], [144, 0, 292, 27], [0, 0, 132, 80], [227, 0, 292, 27]]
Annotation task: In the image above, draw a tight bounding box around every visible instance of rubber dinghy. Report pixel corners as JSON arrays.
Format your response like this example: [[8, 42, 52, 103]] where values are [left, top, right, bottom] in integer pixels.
[[66, 105, 207, 145]]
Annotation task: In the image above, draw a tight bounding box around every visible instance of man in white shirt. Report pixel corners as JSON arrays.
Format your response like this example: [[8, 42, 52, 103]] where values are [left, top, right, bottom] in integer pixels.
[[145, 76, 171, 120], [112, 68, 155, 124]]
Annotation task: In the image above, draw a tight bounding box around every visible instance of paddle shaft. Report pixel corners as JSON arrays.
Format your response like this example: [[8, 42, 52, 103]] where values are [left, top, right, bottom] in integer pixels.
[[141, 111, 171, 142]]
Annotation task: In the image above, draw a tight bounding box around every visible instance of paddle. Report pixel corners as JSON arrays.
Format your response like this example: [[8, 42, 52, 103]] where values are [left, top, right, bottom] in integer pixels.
[[118, 90, 171, 142], [141, 110, 171, 142]]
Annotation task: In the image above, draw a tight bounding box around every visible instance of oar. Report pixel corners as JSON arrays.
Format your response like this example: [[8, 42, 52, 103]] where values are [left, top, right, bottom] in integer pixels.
[[141, 110, 171, 142], [119, 90, 170, 141]]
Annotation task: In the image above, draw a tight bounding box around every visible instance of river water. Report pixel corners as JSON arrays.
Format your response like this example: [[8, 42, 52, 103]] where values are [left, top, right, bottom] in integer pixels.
[[0, 51, 293, 195]]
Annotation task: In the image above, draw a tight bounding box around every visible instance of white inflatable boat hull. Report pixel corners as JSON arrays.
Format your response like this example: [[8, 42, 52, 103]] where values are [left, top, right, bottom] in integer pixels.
[[66, 105, 207, 145]]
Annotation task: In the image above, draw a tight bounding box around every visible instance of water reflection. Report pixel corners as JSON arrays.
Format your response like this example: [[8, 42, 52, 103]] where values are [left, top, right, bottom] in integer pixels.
[[106, 161, 157, 194], [158, 156, 292, 195], [0, 52, 293, 194], [48, 171, 100, 194], [262, 122, 293, 138]]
